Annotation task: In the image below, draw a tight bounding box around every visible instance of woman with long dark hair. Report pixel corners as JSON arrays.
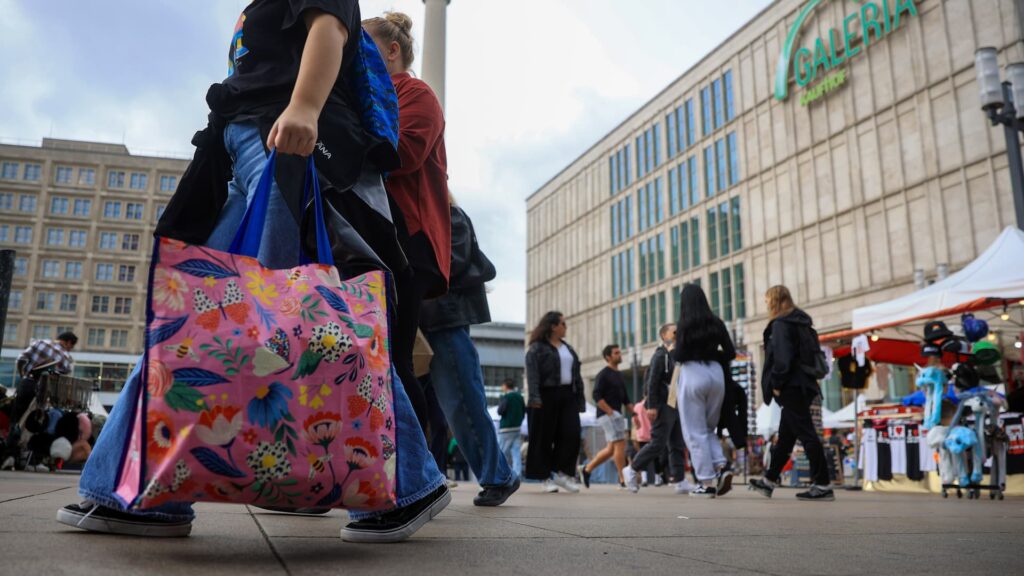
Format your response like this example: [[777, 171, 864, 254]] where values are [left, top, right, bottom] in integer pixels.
[[634, 284, 734, 497], [524, 311, 583, 493]]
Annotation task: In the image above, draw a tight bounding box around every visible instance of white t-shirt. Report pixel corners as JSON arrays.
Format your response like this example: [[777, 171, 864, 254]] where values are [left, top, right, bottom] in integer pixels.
[[558, 343, 574, 385]]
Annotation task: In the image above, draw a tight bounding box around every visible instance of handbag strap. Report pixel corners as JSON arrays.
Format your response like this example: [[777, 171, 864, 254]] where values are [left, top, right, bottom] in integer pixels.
[[229, 150, 334, 266]]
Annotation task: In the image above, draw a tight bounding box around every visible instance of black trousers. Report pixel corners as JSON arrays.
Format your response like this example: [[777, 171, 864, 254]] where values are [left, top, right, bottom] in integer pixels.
[[631, 405, 686, 482], [526, 386, 581, 480], [392, 264, 430, 434], [766, 392, 830, 487]]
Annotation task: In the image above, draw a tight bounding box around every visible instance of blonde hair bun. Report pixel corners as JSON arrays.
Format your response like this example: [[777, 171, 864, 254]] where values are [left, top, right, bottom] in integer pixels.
[[384, 11, 413, 36]]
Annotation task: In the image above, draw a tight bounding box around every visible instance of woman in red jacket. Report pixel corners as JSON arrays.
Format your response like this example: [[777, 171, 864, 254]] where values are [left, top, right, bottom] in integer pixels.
[[364, 12, 452, 433]]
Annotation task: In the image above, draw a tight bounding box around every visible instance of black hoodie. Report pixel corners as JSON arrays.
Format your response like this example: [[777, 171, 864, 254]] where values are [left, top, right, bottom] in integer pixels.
[[761, 308, 818, 405]]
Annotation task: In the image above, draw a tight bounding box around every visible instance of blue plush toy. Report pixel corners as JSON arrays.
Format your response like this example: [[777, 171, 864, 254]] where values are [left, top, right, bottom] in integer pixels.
[[944, 426, 980, 486], [915, 366, 947, 430]]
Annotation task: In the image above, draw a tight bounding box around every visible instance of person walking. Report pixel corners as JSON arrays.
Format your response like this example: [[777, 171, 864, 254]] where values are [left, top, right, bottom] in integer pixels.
[[623, 323, 693, 494], [525, 311, 584, 494], [749, 285, 835, 501], [418, 198, 520, 507], [497, 379, 526, 479], [631, 396, 657, 485], [578, 345, 632, 488], [653, 284, 735, 498]]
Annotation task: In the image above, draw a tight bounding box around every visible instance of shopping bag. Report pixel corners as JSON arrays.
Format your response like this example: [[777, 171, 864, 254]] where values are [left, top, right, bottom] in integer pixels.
[[115, 151, 397, 512]]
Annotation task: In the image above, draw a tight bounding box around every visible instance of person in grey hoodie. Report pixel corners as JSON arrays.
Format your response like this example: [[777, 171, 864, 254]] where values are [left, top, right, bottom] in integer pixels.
[[748, 285, 834, 501]]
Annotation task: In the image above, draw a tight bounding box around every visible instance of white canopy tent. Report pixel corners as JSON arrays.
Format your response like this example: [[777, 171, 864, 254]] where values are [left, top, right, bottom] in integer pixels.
[[822, 394, 866, 429], [850, 226, 1024, 332]]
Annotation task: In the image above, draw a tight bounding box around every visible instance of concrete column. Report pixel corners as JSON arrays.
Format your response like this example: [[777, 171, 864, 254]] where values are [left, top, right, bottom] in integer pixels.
[[421, 0, 449, 110]]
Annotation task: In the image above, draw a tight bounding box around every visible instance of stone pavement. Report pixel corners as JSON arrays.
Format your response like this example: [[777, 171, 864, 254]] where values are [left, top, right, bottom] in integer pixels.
[[1, 470, 1021, 576]]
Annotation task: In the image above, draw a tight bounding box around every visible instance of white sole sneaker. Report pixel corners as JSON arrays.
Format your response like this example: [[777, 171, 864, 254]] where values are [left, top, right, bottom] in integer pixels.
[[551, 474, 579, 493], [623, 467, 640, 493], [56, 505, 192, 537], [716, 471, 734, 497], [340, 487, 451, 543]]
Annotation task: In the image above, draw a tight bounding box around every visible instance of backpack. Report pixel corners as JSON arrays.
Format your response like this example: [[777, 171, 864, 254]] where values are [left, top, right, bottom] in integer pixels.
[[797, 323, 830, 380]]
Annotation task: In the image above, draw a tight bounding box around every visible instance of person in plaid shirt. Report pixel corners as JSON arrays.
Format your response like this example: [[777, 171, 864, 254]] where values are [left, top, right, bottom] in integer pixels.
[[13, 331, 77, 420]]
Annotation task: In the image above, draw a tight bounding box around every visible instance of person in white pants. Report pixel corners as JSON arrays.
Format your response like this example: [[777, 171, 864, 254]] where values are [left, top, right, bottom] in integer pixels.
[[671, 284, 736, 498]]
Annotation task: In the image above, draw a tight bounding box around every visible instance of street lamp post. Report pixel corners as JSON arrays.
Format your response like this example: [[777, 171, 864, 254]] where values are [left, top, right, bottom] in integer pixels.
[[975, 47, 1024, 231]]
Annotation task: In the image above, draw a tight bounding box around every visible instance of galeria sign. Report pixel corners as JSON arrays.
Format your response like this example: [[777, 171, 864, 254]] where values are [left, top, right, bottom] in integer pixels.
[[774, 0, 919, 105]]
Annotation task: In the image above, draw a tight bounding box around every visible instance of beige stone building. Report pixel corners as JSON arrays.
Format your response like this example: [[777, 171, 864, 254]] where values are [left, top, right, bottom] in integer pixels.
[[0, 138, 189, 392], [526, 0, 1024, 409]]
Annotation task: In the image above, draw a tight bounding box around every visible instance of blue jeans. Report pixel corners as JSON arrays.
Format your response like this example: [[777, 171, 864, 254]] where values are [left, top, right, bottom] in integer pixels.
[[425, 327, 515, 488], [498, 430, 522, 479], [79, 121, 444, 521], [205, 122, 300, 269]]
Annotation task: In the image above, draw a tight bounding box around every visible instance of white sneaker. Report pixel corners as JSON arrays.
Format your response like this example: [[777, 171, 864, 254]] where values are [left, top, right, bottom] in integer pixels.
[[33, 463, 50, 473], [1, 456, 14, 471], [551, 472, 580, 493], [623, 466, 641, 493], [654, 474, 665, 487], [445, 479, 459, 489], [674, 480, 696, 494], [541, 479, 559, 493]]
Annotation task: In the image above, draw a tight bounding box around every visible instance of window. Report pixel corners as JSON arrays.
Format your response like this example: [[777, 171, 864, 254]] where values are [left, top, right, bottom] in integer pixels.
[[60, 294, 78, 313], [50, 197, 69, 215], [68, 230, 87, 248], [673, 285, 682, 321], [4, 323, 16, 344], [722, 267, 733, 322], [114, 297, 133, 315], [685, 99, 696, 148], [724, 70, 735, 121], [635, 135, 646, 180], [19, 195, 37, 212], [159, 175, 178, 192], [719, 202, 730, 257], [641, 298, 649, 344], [36, 292, 55, 311], [652, 124, 661, 168], [99, 232, 118, 250], [73, 198, 92, 216], [657, 235, 665, 280], [731, 197, 742, 251], [56, 325, 74, 337], [92, 296, 110, 314], [707, 208, 718, 260], [42, 260, 61, 278], [704, 146, 714, 198], [0, 225, 7, 242], [716, 139, 727, 192], [710, 272, 721, 317], [1, 162, 18, 179], [95, 263, 114, 282], [103, 201, 122, 219], [727, 132, 740, 186], [129, 172, 148, 190], [78, 168, 95, 185], [689, 157, 699, 207], [712, 79, 724, 130], [734, 264, 746, 319], [122, 233, 140, 251], [125, 202, 145, 220], [15, 226, 33, 244], [639, 242, 647, 288], [14, 258, 28, 276], [107, 171, 125, 188], [118, 265, 136, 283], [56, 166, 73, 184], [110, 329, 129, 349], [156, 204, 166, 220], [701, 87, 712, 136], [46, 228, 65, 246], [33, 325, 54, 341], [611, 256, 619, 298], [666, 112, 677, 159], [0, 193, 11, 209], [23, 163, 41, 181], [9, 290, 22, 310], [670, 226, 680, 276], [65, 262, 82, 279], [87, 328, 106, 348], [691, 217, 701, 267], [609, 154, 618, 195], [626, 248, 634, 293], [680, 221, 690, 272]]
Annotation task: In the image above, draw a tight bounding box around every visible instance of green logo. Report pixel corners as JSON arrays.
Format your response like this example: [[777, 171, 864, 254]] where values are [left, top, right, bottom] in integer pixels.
[[774, 0, 919, 104]]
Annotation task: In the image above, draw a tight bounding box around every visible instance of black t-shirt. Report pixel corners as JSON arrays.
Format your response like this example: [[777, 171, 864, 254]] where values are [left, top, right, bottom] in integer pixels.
[[593, 367, 630, 413], [837, 356, 872, 389], [208, 0, 361, 123]]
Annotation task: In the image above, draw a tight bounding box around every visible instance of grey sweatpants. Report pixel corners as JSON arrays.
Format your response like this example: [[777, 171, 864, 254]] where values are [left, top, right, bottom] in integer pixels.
[[677, 361, 726, 482]]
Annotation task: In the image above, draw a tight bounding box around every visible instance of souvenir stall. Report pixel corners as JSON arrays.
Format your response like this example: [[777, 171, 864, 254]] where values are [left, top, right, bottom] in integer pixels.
[[818, 226, 1024, 497]]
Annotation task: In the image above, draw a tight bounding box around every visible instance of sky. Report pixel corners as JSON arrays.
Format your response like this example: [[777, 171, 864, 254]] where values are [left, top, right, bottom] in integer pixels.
[[0, 0, 774, 324]]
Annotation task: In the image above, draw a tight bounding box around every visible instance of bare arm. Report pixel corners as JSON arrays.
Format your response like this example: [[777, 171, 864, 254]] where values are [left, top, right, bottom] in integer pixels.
[[268, 10, 349, 156]]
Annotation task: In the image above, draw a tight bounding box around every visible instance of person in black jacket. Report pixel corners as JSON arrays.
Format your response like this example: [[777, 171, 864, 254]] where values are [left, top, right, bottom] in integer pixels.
[[622, 323, 693, 493], [525, 311, 584, 494], [749, 285, 835, 502], [419, 200, 519, 507]]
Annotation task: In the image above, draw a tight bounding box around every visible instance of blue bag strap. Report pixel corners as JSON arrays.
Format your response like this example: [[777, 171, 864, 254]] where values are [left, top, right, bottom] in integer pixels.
[[229, 150, 334, 266]]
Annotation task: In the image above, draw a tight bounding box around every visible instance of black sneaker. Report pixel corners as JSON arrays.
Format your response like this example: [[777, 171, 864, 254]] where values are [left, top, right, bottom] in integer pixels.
[[474, 477, 520, 507], [796, 485, 835, 501], [748, 478, 775, 499], [578, 464, 592, 489], [340, 485, 450, 543], [254, 505, 331, 516], [688, 484, 717, 498], [716, 470, 734, 497], [56, 501, 192, 537]]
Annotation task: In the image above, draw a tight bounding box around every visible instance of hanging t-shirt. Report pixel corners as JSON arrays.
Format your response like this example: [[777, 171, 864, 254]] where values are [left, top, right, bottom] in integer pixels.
[[890, 423, 907, 476], [860, 427, 878, 482], [1005, 415, 1024, 475], [905, 424, 923, 481], [876, 425, 893, 481], [209, 0, 361, 123], [558, 344, 574, 385], [838, 356, 872, 389]]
